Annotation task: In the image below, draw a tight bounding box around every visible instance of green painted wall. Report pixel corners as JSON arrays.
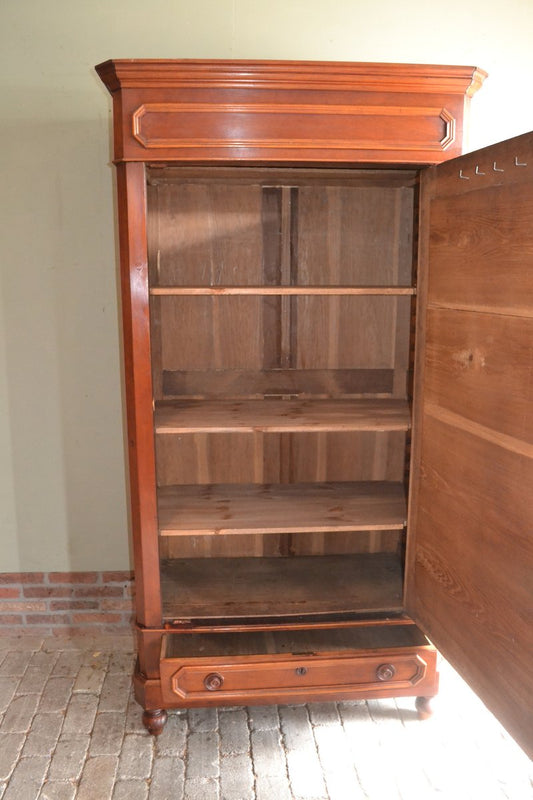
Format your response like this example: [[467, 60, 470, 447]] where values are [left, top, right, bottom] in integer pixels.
[[1, 0, 532, 570]]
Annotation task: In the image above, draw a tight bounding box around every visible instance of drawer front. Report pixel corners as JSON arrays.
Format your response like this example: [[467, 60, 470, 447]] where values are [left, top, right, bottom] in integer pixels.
[[160, 650, 433, 705]]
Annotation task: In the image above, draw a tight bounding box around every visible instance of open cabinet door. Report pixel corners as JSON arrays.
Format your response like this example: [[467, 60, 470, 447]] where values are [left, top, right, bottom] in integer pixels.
[[406, 131, 533, 757]]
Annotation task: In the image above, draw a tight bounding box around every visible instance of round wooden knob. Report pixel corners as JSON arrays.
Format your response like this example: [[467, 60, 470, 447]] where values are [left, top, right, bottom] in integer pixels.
[[204, 672, 224, 691], [376, 663, 396, 681]]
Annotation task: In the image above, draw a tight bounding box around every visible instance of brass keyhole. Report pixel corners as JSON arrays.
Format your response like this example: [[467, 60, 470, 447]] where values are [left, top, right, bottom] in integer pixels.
[[295, 666, 307, 676]]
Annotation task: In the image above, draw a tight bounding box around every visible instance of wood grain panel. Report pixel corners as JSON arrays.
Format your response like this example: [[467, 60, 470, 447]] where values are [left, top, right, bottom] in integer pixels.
[[296, 296, 411, 370], [410, 414, 533, 751], [425, 308, 533, 443], [159, 296, 265, 371], [155, 432, 281, 486], [159, 532, 284, 560], [160, 553, 403, 619], [288, 530, 400, 556], [164, 625, 427, 657], [157, 481, 406, 536], [427, 183, 533, 314], [159, 529, 401, 560], [296, 186, 414, 286], [151, 286, 416, 295], [148, 182, 269, 286], [161, 368, 394, 398], [289, 432, 406, 483], [146, 165, 418, 189]]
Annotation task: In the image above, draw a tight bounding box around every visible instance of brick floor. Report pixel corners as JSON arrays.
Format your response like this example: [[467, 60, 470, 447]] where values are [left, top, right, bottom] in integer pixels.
[[0, 634, 531, 799]]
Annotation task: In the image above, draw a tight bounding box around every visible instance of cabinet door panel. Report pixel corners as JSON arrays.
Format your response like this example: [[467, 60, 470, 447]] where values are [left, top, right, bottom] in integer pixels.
[[424, 307, 533, 442], [407, 131, 533, 758]]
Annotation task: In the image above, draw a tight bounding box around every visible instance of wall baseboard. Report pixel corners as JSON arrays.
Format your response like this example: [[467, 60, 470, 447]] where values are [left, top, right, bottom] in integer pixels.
[[0, 571, 134, 635]]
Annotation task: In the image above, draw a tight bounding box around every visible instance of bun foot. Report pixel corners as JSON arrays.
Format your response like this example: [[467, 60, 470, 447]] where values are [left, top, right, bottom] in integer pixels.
[[142, 708, 168, 735], [415, 695, 435, 720]]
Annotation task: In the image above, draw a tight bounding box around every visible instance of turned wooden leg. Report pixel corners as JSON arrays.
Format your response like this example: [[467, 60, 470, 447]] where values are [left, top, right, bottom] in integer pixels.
[[142, 708, 168, 735], [415, 696, 435, 720]]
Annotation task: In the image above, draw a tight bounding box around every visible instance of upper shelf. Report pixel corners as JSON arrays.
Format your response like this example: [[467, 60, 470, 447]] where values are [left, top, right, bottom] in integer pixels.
[[155, 398, 411, 434], [150, 285, 416, 297]]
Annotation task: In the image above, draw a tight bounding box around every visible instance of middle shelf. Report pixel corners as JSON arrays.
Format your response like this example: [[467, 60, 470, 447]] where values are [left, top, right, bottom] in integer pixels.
[[157, 481, 407, 536], [154, 398, 411, 434]]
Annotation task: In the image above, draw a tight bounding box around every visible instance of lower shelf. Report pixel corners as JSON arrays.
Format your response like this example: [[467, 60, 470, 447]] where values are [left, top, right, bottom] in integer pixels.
[[160, 552, 403, 622]]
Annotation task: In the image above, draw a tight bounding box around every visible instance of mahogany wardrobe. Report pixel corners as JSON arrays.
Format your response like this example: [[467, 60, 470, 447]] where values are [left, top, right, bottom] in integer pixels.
[[96, 59, 532, 757]]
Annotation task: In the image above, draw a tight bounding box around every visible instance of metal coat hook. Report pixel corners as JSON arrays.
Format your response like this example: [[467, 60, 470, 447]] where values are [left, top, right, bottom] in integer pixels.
[[475, 165, 485, 175], [515, 156, 527, 166], [459, 169, 470, 180], [493, 162, 504, 172]]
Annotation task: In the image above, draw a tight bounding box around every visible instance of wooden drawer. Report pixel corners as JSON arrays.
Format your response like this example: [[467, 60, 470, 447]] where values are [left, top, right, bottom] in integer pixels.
[[160, 626, 438, 707]]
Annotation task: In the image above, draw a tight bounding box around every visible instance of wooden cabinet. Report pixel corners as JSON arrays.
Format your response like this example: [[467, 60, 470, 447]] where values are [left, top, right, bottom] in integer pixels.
[[96, 60, 533, 757]]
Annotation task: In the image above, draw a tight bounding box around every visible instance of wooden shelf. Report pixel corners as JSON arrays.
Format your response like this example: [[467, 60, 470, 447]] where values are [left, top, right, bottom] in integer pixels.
[[157, 481, 407, 536], [160, 553, 404, 620], [155, 398, 411, 434], [150, 285, 416, 296]]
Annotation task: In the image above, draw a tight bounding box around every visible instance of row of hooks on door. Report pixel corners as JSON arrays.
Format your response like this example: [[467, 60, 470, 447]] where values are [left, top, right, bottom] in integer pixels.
[[459, 156, 528, 179]]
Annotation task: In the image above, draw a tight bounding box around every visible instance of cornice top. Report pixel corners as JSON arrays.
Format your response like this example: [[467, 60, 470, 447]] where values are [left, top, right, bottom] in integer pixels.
[[96, 59, 487, 97]]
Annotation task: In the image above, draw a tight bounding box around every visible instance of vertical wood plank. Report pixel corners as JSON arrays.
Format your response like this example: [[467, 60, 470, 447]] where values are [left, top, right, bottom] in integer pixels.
[[146, 184, 162, 400], [280, 187, 293, 368], [261, 187, 282, 369], [116, 162, 162, 627]]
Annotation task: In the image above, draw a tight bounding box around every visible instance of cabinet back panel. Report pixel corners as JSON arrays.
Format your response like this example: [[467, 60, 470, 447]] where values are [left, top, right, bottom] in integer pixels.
[[147, 174, 415, 289], [156, 432, 282, 486], [295, 296, 410, 371], [161, 368, 395, 398], [148, 183, 269, 286], [155, 295, 410, 385], [295, 186, 414, 286], [158, 295, 267, 371], [159, 530, 401, 559], [155, 431, 406, 486], [159, 553, 403, 620]]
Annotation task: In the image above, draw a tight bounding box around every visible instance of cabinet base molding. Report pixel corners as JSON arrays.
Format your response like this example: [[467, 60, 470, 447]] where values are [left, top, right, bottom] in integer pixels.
[[133, 625, 438, 733]]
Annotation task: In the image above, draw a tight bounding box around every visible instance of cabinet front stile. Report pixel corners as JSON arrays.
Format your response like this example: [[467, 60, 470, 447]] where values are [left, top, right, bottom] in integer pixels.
[[116, 162, 162, 629]]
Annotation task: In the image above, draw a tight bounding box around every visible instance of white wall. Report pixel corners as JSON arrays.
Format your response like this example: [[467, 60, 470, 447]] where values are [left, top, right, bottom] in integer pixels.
[[1, 0, 532, 571]]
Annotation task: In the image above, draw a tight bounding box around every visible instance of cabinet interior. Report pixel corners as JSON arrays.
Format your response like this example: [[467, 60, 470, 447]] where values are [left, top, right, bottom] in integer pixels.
[[146, 165, 418, 624]]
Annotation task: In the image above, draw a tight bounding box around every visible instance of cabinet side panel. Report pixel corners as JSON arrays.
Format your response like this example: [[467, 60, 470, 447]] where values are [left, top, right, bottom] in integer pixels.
[[116, 163, 161, 626], [407, 135, 533, 757]]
